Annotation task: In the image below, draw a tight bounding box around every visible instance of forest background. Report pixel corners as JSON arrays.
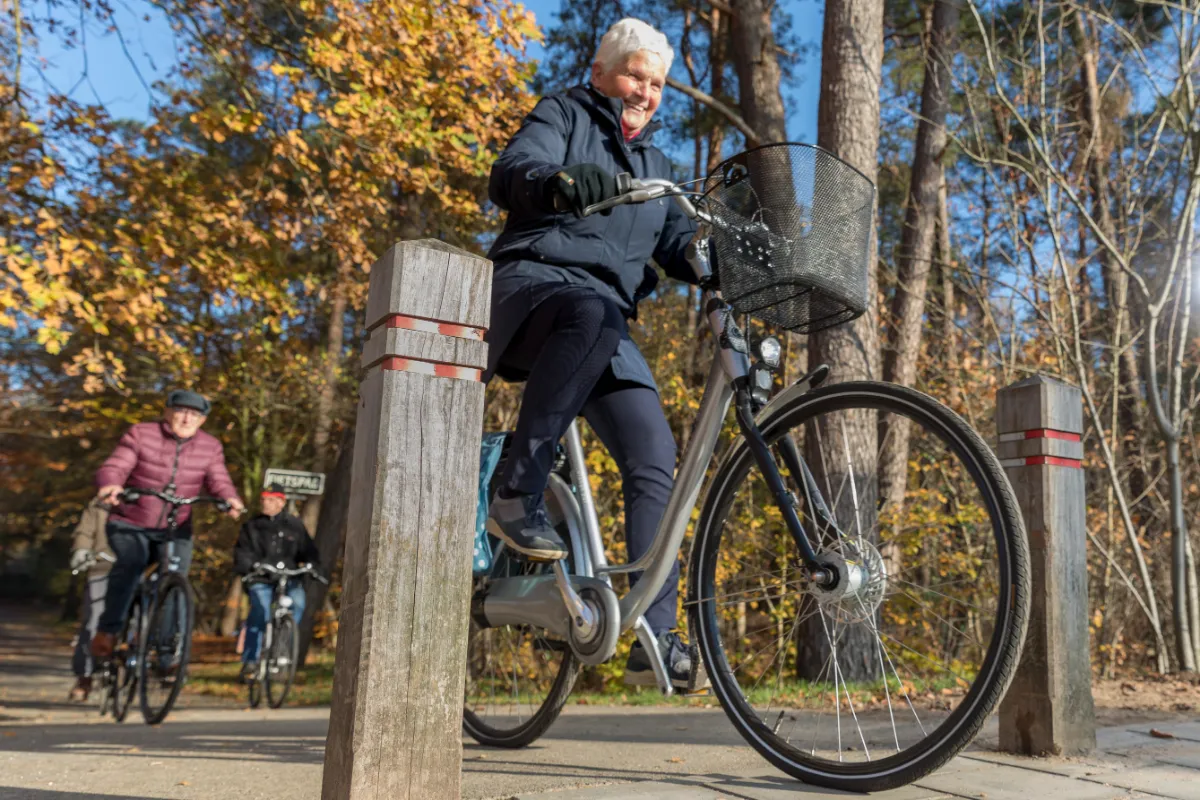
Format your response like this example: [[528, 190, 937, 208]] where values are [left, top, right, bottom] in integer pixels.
[[2, 0, 1199, 680]]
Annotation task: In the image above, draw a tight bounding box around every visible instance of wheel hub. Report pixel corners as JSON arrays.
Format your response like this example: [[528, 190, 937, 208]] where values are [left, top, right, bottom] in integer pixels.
[[809, 540, 887, 624]]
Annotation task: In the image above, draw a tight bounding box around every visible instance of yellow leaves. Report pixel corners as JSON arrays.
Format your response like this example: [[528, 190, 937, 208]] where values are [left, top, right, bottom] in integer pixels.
[[269, 64, 303, 80]]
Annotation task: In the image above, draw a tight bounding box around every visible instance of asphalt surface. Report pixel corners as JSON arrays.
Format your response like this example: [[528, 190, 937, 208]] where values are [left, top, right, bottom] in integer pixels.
[[3, 602, 1199, 800]]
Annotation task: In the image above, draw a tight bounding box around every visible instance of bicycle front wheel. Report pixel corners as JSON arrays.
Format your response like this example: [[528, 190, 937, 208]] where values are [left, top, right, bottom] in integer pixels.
[[266, 615, 298, 708], [689, 381, 1029, 792], [139, 574, 194, 724], [113, 599, 141, 722]]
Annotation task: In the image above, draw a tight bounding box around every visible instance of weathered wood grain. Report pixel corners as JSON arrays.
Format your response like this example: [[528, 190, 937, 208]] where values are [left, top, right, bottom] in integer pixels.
[[323, 240, 490, 800], [997, 375, 1096, 757], [361, 326, 489, 373], [365, 240, 493, 333], [995, 374, 1085, 436]]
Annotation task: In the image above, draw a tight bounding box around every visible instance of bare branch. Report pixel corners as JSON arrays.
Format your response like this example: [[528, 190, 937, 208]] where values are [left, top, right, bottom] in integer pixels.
[[665, 75, 762, 146]]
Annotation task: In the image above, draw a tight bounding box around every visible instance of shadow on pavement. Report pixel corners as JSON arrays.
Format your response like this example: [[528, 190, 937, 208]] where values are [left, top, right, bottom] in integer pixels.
[[0, 790, 159, 800], [705, 773, 857, 796], [0, 717, 328, 765]]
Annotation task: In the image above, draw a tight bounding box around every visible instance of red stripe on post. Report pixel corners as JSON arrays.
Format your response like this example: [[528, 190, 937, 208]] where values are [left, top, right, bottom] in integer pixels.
[[379, 356, 482, 382], [383, 313, 486, 341], [1002, 455, 1082, 469], [1027, 455, 1082, 468]]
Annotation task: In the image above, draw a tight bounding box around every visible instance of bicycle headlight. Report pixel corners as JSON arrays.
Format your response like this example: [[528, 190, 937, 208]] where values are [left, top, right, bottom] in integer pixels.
[[279, 596, 294, 608], [757, 336, 782, 371]]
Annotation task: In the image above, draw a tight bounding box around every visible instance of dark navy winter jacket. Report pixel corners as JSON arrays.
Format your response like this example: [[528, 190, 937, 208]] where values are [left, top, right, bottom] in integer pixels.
[[484, 84, 698, 390]]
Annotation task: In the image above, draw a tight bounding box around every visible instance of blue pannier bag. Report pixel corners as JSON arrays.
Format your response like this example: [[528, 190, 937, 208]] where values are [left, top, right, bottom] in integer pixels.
[[474, 432, 509, 575]]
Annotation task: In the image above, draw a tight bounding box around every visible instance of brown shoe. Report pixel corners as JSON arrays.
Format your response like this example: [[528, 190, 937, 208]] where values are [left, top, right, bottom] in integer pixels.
[[68, 676, 93, 702], [90, 632, 115, 659]]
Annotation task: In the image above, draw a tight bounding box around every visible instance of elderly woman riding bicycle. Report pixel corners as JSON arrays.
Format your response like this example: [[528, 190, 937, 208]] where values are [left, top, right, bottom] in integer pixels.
[[483, 18, 700, 687]]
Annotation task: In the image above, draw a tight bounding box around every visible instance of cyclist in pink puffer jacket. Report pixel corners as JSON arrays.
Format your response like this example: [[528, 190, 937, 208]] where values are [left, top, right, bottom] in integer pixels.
[[90, 390, 244, 658]]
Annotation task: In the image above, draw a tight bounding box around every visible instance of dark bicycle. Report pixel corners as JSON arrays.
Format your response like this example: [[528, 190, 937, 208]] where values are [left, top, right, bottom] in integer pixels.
[[242, 562, 326, 709], [95, 487, 230, 725]]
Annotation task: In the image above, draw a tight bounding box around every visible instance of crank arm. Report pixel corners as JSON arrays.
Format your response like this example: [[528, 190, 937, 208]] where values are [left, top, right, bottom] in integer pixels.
[[474, 572, 611, 641]]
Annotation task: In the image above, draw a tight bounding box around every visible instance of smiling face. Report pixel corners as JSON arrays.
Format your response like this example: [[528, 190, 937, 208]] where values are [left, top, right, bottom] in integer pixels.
[[591, 49, 666, 135]]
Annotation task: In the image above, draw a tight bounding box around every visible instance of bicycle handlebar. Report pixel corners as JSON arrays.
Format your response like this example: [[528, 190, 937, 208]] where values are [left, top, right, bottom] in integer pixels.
[[579, 175, 701, 220], [118, 488, 231, 513], [245, 562, 329, 584], [71, 551, 116, 575]]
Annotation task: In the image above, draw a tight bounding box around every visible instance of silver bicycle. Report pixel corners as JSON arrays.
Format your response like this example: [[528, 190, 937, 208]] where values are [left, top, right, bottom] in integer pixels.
[[463, 143, 1030, 792]]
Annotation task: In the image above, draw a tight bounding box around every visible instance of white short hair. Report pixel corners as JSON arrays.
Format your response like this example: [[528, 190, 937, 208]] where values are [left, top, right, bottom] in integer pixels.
[[594, 18, 674, 75]]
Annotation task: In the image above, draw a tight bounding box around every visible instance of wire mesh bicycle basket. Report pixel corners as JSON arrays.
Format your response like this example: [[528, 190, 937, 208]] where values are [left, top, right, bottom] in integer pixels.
[[703, 143, 876, 334]]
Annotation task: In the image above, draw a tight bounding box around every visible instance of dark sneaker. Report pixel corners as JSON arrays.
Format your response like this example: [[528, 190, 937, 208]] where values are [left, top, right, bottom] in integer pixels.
[[68, 676, 93, 703], [486, 492, 567, 561], [240, 662, 258, 684], [90, 632, 115, 659], [624, 631, 706, 690]]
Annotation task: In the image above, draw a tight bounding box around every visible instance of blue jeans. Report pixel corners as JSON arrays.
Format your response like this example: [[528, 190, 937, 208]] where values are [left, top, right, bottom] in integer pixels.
[[243, 580, 306, 663], [99, 523, 193, 635]]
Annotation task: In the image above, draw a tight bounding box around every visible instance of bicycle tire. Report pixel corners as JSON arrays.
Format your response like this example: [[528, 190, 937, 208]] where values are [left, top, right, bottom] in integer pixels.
[[248, 671, 263, 708], [113, 599, 141, 723], [138, 573, 194, 725], [688, 381, 1030, 792], [97, 665, 114, 718], [266, 614, 298, 708], [247, 620, 266, 708]]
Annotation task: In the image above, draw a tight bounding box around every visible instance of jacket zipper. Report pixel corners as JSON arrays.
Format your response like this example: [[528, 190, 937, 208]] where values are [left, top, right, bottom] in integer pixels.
[[158, 437, 183, 528]]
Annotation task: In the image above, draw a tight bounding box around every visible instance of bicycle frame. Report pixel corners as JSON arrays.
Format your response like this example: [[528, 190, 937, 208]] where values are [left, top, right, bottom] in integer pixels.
[[255, 577, 293, 681], [477, 211, 837, 677]]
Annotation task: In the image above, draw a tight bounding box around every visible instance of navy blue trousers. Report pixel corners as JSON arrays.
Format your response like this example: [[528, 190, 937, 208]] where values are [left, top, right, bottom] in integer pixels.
[[490, 284, 680, 634]]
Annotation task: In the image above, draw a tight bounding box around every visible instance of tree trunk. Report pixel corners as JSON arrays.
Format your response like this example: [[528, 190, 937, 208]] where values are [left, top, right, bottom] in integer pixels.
[[728, 0, 809, 383], [301, 283, 347, 534], [729, 0, 788, 144], [939, 175, 958, 410], [1074, 10, 1150, 521], [297, 424, 355, 665], [1186, 533, 1200, 670], [879, 0, 958, 512], [799, 0, 885, 684], [218, 576, 243, 637], [1167, 436, 1196, 671]]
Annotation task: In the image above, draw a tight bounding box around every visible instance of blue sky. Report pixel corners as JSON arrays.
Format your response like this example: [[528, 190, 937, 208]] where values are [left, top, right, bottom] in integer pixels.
[[32, 0, 824, 155]]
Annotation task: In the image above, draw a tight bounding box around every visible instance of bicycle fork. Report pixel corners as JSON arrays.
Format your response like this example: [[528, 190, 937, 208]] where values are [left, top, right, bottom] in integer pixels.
[[730, 361, 857, 591]]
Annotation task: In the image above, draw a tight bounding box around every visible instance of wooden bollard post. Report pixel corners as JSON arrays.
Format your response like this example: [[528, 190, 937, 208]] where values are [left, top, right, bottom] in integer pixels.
[[996, 375, 1096, 755], [322, 240, 492, 800]]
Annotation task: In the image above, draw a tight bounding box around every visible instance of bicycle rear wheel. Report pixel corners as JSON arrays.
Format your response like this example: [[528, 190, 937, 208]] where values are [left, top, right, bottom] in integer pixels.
[[139, 574, 194, 724], [266, 615, 298, 708], [97, 664, 114, 718], [248, 663, 264, 709], [689, 381, 1029, 792], [113, 599, 141, 722], [462, 484, 579, 748]]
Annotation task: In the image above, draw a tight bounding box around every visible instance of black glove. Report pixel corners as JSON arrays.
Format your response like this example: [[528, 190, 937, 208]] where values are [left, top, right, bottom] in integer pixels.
[[547, 163, 618, 215]]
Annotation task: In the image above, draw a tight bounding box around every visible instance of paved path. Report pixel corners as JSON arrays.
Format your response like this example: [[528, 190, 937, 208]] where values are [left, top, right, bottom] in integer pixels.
[[2, 602, 1199, 800]]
